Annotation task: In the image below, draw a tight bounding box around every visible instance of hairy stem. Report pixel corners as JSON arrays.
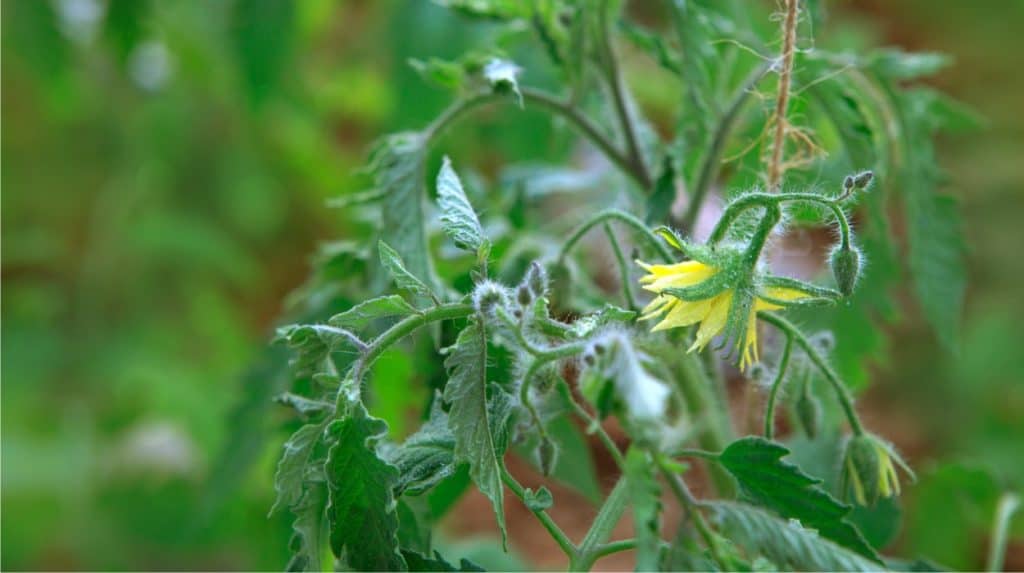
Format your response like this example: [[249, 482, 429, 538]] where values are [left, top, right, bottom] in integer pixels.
[[559, 209, 674, 265], [764, 333, 794, 439], [574, 478, 631, 571], [759, 312, 864, 435], [655, 453, 726, 568], [349, 303, 475, 391], [425, 88, 648, 188], [767, 0, 799, 191], [501, 467, 578, 559], [603, 222, 638, 310]]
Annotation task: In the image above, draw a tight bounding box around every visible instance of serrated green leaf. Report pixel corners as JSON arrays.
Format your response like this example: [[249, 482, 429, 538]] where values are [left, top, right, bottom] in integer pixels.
[[276, 324, 364, 377], [400, 550, 485, 572], [271, 423, 325, 516], [436, 156, 487, 253], [711, 502, 881, 571], [524, 486, 553, 512], [325, 410, 406, 571], [443, 319, 514, 546], [718, 437, 880, 562], [329, 295, 418, 331], [369, 132, 434, 295], [285, 480, 327, 572], [379, 240, 436, 302], [387, 398, 456, 496], [625, 448, 662, 571]]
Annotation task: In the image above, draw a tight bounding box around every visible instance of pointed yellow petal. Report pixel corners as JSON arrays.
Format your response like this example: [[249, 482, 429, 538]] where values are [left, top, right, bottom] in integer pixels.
[[641, 265, 718, 293], [688, 292, 732, 352], [762, 286, 813, 302], [639, 295, 672, 320], [639, 260, 709, 277], [740, 306, 760, 370], [754, 297, 784, 312], [651, 297, 714, 332]]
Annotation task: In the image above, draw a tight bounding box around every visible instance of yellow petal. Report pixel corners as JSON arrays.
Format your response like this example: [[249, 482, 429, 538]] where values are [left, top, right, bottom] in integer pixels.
[[639, 295, 673, 320], [688, 292, 732, 352], [641, 265, 718, 293], [637, 260, 709, 277], [761, 286, 813, 302], [739, 305, 760, 370], [651, 297, 715, 332]]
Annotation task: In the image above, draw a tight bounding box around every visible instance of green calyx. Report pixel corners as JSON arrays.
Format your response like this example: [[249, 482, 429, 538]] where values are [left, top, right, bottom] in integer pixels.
[[840, 434, 913, 506], [829, 243, 863, 297]]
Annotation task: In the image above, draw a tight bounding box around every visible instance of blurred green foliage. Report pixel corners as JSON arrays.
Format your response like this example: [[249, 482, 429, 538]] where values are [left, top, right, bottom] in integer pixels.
[[2, 0, 1022, 570]]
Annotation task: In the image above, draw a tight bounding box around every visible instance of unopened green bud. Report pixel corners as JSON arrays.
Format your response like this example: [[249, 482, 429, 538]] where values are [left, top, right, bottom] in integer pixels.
[[843, 175, 855, 192], [473, 281, 509, 316], [538, 436, 558, 476], [795, 387, 821, 439], [853, 170, 874, 190], [840, 434, 909, 506], [516, 284, 533, 307], [829, 244, 862, 296], [525, 261, 548, 298]]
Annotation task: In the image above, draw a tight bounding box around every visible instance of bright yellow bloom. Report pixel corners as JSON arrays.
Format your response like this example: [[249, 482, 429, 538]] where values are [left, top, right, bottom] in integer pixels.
[[637, 260, 810, 370]]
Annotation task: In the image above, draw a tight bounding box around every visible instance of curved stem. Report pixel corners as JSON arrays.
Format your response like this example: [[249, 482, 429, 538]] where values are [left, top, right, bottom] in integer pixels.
[[764, 333, 794, 439], [349, 303, 475, 390], [758, 312, 864, 436], [655, 453, 726, 568], [597, 0, 651, 189], [501, 467, 578, 559], [681, 61, 773, 231], [425, 88, 648, 188], [591, 538, 637, 560], [559, 209, 674, 265], [603, 222, 638, 310], [560, 379, 627, 471], [575, 478, 630, 571], [674, 448, 722, 462]]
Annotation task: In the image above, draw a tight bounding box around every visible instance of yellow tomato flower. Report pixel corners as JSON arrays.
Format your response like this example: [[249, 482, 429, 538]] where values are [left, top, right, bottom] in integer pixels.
[[637, 260, 811, 370]]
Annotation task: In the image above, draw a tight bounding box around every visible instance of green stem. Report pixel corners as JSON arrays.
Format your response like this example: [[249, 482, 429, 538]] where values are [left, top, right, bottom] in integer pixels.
[[590, 538, 637, 560], [558, 209, 674, 265], [560, 379, 627, 471], [603, 222, 638, 310], [597, 0, 651, 189], [681, 61, 772, 231], [574, 477, 630, 571], [764, 333, 794, 440], [674, 448, 721, 462], [349, 303, 475, 392], [708, 191, 852, 248], [425, 88, 647, 189], [501, 467, 578, 559], [986, 493, 1021, 572], [758, 312, 865, 436], [671, 347, 736, 497], [655, 453, 726, 569]]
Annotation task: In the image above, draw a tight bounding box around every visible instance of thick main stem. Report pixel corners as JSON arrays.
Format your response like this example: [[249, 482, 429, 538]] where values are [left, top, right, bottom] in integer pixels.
[[767, 0, 799, 191]]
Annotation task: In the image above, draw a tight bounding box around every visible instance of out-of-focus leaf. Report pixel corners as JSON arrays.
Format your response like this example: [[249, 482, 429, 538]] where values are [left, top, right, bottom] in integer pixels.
[[711, 502, 880, 571], [410, 58, 466, 91], [433, 0, 530, 20], [103, 0, 150, 64], [868, 49, 951, 80], [619, 19, 682, 76], [325, 407, 406, 571], [718, 437, 880, 562], [232, 0, 295, 105], [646, 156, 677, 224]]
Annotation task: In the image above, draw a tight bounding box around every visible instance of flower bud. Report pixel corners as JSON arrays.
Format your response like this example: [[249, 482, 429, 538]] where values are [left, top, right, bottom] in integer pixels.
[[472, 281, 509, 317], [840, 434, 909, 506], [829, 244, 862, 296], [537, 436, 558, 477], [516, 284, 533, 307], [843, 175, 855, 192], [795, 386, 821, 439], [525, 261, 548, 298], [853, 170, 874, 190]]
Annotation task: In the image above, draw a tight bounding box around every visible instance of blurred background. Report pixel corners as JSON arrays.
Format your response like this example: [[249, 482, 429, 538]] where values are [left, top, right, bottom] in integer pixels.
[[2, 0, 1022, 570]]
